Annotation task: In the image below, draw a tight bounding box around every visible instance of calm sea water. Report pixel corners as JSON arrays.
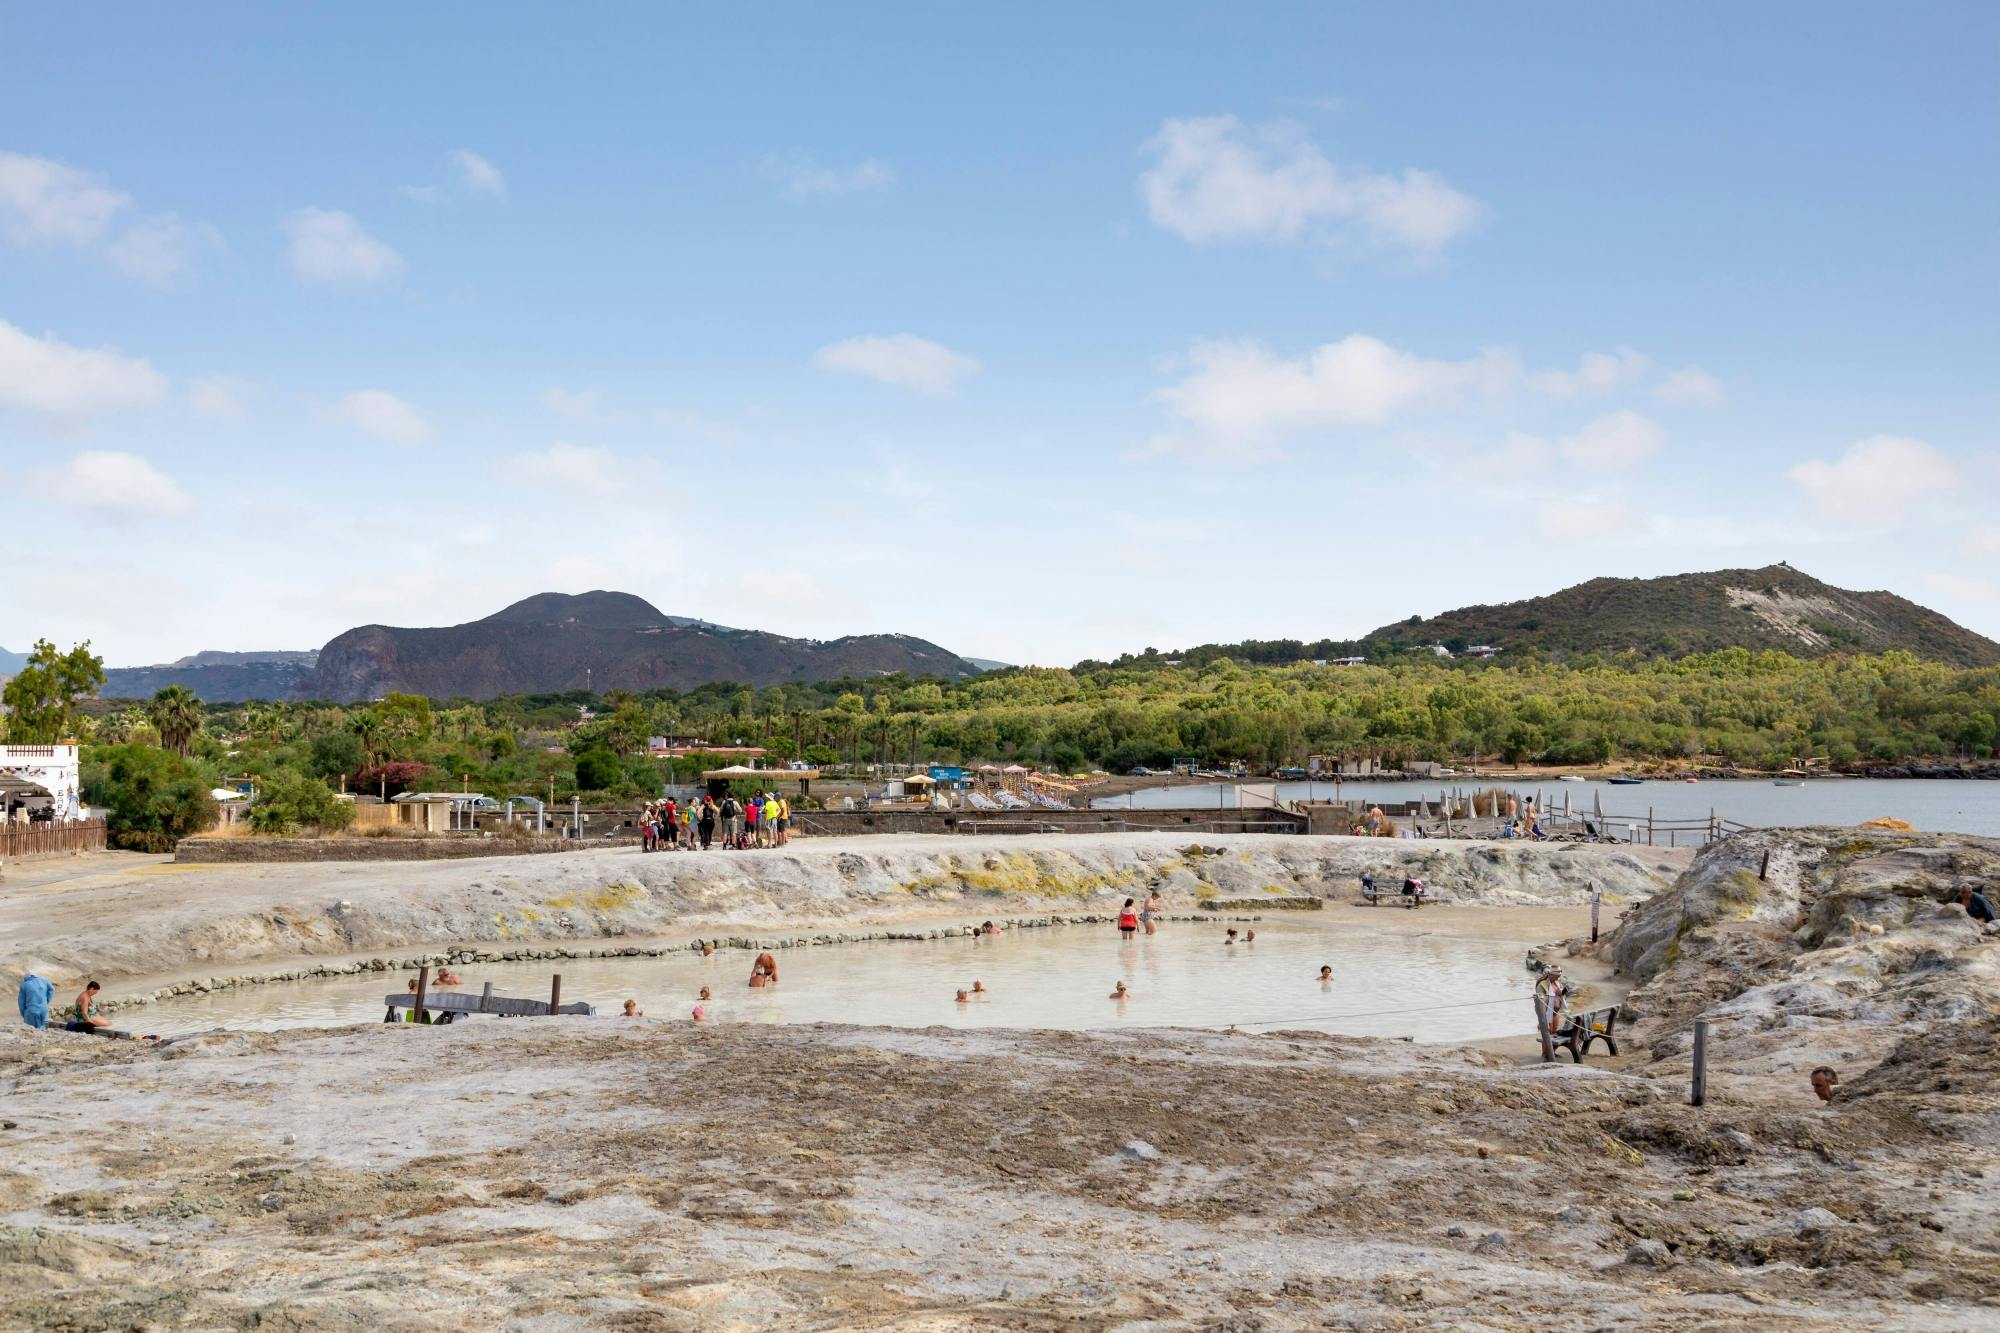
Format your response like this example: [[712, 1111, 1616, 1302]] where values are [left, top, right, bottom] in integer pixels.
[[133, 920, 1535, 1044], [1094, 777, 2000, 837]]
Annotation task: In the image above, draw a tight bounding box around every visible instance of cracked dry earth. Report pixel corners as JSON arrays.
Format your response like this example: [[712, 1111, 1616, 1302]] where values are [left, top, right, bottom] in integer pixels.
[[3, 1015, 1994, 1331]]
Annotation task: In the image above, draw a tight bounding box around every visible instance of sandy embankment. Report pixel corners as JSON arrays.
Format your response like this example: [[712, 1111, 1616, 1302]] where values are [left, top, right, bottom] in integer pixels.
[[2, 831, 1995, 1326], [0, 834, 1689, 1005]]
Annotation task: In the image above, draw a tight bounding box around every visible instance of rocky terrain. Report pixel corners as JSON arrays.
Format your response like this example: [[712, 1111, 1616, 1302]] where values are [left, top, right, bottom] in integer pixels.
[[2, 828, 1992, 1329]]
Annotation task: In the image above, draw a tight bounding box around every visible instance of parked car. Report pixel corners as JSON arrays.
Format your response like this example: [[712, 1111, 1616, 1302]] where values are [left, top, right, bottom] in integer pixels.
[[1129, 766, 1154, 777]]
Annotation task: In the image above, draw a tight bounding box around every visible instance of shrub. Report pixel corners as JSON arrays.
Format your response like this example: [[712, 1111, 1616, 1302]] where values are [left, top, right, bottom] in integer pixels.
[[98, 744, 217, 852], [574, 749, 621, 792], [249, 769, 356, 836]]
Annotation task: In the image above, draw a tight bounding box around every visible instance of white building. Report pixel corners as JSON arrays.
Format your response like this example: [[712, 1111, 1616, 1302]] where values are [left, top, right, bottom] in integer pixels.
[[0, 743, 82, 821]]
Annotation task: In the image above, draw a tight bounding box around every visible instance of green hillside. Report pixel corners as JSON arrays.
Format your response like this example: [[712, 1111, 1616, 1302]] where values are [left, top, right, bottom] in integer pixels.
[[1366, 565, 2000, 667]]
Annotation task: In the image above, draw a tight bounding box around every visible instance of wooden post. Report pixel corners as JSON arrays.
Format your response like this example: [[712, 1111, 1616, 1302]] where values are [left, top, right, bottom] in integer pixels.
[[413, 965, 430, 1024], [1690, 1018, 1710, 1106], [1590, 884, 1601, 943], [1758, 850, 1770, 881], [1647, 807, 1655, 846], [480, 981, 494, 1015], [1534, 993, 1555, 1063], [549, 973, 562, 1015]]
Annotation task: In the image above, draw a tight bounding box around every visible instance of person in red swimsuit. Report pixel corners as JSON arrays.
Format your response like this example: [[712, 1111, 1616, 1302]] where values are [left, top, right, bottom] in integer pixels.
[[1117, 898, 1138, 937]]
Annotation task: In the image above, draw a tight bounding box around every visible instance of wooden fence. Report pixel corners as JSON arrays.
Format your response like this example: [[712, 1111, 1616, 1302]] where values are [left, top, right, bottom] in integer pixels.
[[0, 819, 107, 858]]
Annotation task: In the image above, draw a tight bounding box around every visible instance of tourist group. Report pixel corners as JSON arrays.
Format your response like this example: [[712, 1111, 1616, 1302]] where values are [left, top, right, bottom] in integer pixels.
[[639, 792, 792, 851]]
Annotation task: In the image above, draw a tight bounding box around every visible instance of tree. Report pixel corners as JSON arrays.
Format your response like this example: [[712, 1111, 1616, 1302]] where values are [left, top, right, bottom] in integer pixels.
[[98, 744, 217, 852], [148, 684, 205, 758], [1, 640, 105, 742], [574, 749, 621, 792], [306, 731, 365, 784], [249, 770, 356, 836]]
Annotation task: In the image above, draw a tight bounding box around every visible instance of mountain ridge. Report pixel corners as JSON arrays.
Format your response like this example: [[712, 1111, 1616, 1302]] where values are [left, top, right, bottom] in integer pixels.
[[1365, 564, 2000, 667], [98, 592, 980, 702]]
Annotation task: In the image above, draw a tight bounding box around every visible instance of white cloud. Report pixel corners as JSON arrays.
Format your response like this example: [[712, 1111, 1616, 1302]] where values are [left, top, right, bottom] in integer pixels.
[[1924, 573, 2000, 604], [34, 450, 193, 517], [1150, 334, 1514, 454], [322, 389, 431, 444], [0, 151, 128, 244], [1655, 366, 1725, 406], [284, 208, 403, 285], [1531, 348, 1648, 399], [761, 152, 894, 200], [1138, 115, 1485, 256], [0, 317, 168, 419], [814, 333, 979, 394], [453, 150, 506, 195], [1557, 410, 1665, 470], [1787, 435, 1957, 524], [188, 377, 248, 420], [1458, 431, 1556, 479], [1536, 496, 1640, 542], [540, 387, 604, 422], [105, 212, 218, 287], [0, 153, 217, 285], [507, 442, 642, 498]]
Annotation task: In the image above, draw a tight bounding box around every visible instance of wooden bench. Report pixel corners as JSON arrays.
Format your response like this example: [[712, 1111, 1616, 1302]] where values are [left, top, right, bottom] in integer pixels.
[[1359, 880, 1424, 909], [1554, 1006, 1620, 1062]]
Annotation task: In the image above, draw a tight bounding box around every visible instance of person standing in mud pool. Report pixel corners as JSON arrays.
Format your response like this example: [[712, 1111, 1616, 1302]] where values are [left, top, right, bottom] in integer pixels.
[[1318, 964, 1333, 988], [1109, 981, 1131, 1000], [1810, 1067, 1839, 1103], [1141, 892, 1162, 935], [1117, 898, 1139, 938], [749, 952, 779, 987]]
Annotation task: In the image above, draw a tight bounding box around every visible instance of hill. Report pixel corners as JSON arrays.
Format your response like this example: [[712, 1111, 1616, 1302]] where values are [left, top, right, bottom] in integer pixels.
[[0, 645, 27, 678], [305, 592, 979, 701], [97, 593, 979, 702], [1365, 564, 2000, 666]]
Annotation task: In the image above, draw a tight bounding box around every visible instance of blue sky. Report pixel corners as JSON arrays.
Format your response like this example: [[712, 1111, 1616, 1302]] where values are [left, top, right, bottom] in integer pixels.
[[3, 4, 1996, 667]]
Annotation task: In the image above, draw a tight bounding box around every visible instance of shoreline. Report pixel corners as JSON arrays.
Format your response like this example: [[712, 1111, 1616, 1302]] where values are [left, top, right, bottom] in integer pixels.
[[1, 833, 1685, 997]]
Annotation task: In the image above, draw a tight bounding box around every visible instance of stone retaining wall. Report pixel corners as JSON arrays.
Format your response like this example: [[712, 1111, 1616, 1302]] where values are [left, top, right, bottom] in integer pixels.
[[794, 808, 1307, 837], [176, 833, 640, 863]]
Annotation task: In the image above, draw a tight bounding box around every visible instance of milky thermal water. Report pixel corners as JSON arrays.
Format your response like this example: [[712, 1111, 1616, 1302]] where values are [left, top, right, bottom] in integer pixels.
[[134, 919, 1539, 1044]]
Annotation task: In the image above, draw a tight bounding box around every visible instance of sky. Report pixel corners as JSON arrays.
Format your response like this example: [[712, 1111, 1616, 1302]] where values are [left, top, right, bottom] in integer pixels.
[[2, 3, 1996, 669]]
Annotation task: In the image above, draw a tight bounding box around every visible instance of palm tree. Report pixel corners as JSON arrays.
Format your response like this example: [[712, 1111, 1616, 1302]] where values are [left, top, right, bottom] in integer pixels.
[[148, 685, 204, 758]]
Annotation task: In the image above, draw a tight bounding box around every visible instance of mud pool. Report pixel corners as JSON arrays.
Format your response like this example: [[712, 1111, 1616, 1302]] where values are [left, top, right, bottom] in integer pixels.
[[132, 919, 1542, 1043]]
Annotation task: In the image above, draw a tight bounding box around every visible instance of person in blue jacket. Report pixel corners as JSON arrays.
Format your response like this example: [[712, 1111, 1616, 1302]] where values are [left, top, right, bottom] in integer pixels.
[[17, 974, 54, 1029]]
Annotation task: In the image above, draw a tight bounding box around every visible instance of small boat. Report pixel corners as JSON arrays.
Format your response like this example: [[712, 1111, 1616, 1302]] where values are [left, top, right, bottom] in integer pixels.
[[1684, 778, 1698, 784], [1557, 775, 1586, 783], [1608, 777, 1644, 786], [1773, 778, 1804, 787]]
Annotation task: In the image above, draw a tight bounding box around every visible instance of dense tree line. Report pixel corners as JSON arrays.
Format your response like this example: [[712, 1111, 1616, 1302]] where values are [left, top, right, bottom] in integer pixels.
[[6, 643, 1995, 836]]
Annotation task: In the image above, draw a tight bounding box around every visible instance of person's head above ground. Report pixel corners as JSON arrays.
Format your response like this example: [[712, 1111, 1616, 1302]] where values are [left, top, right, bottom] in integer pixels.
[[1319, 965, 1332, 979], [1109, 981, 1128, 997], [1810, 1066, 1839, 1102]]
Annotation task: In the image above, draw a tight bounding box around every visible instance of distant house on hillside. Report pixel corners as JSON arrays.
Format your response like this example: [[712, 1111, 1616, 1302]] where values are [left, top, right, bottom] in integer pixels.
[[1465, 645, 1498, 659]]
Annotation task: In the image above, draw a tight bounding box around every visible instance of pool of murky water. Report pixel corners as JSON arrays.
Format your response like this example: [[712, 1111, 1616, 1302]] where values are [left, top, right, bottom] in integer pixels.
[[133, 919, 1541, 1043]]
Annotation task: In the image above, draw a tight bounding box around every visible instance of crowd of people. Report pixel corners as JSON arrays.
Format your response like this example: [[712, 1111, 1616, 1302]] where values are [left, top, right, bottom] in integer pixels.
[[638, 792, 793, 852]]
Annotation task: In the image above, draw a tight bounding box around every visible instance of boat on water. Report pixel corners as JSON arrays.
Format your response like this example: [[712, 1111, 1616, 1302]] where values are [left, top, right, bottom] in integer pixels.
[[1608, 777, 1644, 786], [1557, 775, 1586, 783], [1773, 779, 1805, 787]]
